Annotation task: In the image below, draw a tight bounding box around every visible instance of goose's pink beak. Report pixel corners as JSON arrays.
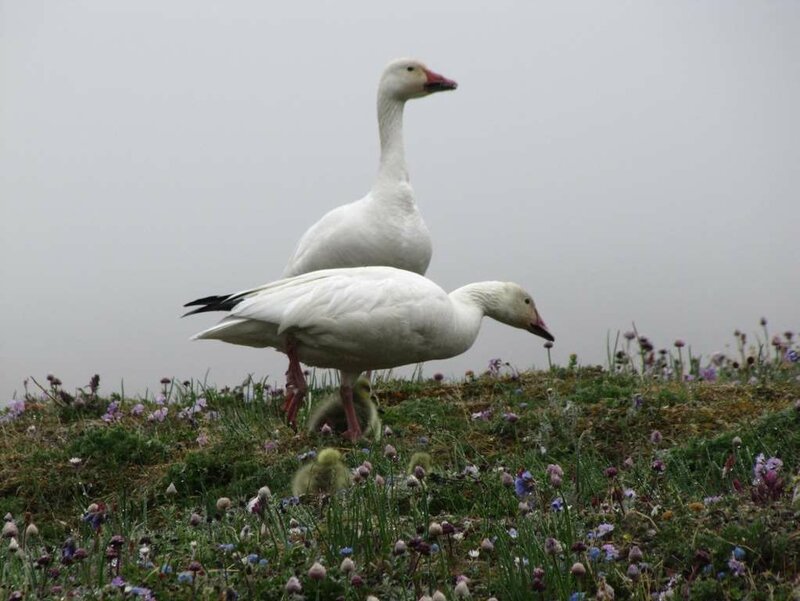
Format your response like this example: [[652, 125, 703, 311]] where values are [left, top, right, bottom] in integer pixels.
[[423, 68, 458, 93], [529, 317, 554, 342]]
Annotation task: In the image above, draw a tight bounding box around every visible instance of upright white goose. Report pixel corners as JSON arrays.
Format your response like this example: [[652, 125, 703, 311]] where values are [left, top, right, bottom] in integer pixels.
[[282, 58, 457, 279], [184, 267, 554, 441], [271, 58, 454, 421]]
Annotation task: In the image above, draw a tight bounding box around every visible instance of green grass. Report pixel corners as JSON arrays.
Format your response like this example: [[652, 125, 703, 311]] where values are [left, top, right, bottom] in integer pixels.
[[0, 358, 799, 600]]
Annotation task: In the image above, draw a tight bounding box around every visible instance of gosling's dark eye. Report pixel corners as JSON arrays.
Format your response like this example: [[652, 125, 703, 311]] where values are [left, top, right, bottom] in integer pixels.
[[406, 66, 415, 72], [524, 298, 531, 305]]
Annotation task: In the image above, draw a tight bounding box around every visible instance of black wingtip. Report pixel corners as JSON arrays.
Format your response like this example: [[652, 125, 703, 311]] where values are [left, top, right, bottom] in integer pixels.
[[181, 293, 239, 317], [183, 294, 230, 308]]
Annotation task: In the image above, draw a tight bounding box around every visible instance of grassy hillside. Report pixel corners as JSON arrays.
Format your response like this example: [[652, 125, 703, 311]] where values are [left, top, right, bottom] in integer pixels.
[[1, 334, 799, 600]]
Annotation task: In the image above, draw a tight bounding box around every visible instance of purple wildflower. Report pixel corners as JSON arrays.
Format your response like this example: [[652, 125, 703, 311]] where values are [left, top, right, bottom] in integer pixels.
[[752, 453, 782, 485], [101, 401, 121, 423], [728, 556, 746, 577], [0, 400, 25, 423], [601, 543, 619, 561], [701, 367, 717, 381], [148, 407, 168, 423]]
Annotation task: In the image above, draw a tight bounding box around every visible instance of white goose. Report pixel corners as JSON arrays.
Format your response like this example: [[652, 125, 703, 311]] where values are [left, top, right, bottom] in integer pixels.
[[282, 58, 457, 278], [184, 267, 554, 441], [274, 58, 455, 423]]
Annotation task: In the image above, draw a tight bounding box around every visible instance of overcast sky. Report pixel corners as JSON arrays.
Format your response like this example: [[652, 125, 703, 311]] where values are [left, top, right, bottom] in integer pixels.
[[1, 1, 798, 400]]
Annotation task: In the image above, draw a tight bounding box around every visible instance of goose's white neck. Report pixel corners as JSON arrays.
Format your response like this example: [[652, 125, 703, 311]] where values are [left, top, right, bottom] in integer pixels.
[[437, 282, 511, 356], [451, 282, 509, 318], [376, 93, 408, 184]]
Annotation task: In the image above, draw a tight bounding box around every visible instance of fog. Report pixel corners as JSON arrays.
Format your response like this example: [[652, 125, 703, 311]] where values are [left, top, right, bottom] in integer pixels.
[[2, 1, 798, 399]]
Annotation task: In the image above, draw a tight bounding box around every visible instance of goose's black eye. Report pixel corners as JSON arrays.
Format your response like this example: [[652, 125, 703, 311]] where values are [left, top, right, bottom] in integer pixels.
[[406, 66, 415, 72], [524, 298, 531, 305]]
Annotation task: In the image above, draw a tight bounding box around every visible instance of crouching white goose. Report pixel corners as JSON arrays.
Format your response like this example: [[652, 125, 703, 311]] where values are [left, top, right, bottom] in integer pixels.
[[184, 266, 554, 441]]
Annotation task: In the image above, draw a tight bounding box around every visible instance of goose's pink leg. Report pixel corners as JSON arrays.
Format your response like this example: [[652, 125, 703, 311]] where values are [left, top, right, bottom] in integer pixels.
[[340, 383, 363, 442], [283, 343, 307, 428]]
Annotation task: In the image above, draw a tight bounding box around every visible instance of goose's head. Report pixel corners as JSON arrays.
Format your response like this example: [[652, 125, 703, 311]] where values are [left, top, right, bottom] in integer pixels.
[[493, 283, 555, 342], [379, 58, 457, 101]]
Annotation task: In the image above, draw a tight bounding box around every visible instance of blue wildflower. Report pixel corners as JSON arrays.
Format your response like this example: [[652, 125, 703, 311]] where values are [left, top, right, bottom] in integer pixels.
[[785, 349, 799, 363], [258, 558, 268, 567], [569, 594, 587, 601], [218, 543, 235, 553], [129, 587, 152, 597], [280, 496, 301, 510], [339, 547, 353, 556], [177, 571, 193, 584], [587, 546, 601, 562], [508, 528, 518, 539], [733, 547, 746, 560], [111, 576, 125, 587], [160, 564, 173, 575], [430, 543, 440, 553], [514, 470, 534, 498], [247, 554, 259, 564], [550, 496, 564, 511]]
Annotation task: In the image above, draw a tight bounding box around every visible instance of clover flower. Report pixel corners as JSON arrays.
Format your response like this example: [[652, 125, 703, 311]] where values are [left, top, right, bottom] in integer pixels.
[[340, 557, 355, 573], [544, 537, 563, 555], [308, 561, 326, 580], [546, 464, 563, 487]]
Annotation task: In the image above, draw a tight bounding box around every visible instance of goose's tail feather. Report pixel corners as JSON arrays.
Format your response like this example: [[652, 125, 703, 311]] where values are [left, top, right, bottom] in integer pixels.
[[182, 293, 239, 317]]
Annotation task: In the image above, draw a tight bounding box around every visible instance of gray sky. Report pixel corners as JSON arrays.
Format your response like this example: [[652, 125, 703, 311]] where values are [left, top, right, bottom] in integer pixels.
[[2, 1, 798, 400]]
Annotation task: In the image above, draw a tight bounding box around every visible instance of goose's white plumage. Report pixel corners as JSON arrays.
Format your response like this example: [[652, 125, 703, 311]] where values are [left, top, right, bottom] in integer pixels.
[[282, 58, 456, 278], [190, 266, 553, 380]]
